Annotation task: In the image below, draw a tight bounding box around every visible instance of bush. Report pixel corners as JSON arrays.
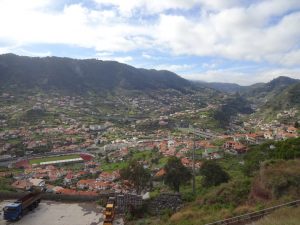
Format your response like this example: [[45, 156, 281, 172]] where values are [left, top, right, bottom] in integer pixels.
[[200, 161, 230, 187], [202, 179, 251, 207], [182, 192, 196, 202], [251, 159, 300, 200], [164, 157, 192, 192]]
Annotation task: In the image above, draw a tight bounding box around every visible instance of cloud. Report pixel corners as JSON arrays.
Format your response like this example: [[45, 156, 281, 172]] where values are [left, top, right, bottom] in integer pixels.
[[198, 0, 242, 10], [154, 1, 300, 65], [15, 49, 52, 57], [0, 0, 300, 84], [142, 52, 153, 59], [1, 0, 299, 66], [155, 63, 195, 73], [0, 1, 150, 52], [97, 55, 133, 64], [93, 0, 198, 15], [279, 50, 300, 66], [183, 67, 300, 85], [95, 52, 113, 57]]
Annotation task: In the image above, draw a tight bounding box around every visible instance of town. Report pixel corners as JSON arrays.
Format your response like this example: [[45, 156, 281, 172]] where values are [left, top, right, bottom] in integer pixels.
[[1, 0, 300, 223], [1, 90, 299, 199]]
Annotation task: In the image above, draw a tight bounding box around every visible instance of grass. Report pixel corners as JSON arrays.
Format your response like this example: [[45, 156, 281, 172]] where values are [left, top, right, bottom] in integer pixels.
[[157, 157, 169, 167], [29, 154, 81, 165], [218, 154, 245, 178], [101, 161, 128, 172], [131, 154, 254, 225], [132, 150, 154, 161], [0, 177, 16, 192], [250, 206, 300, 225]]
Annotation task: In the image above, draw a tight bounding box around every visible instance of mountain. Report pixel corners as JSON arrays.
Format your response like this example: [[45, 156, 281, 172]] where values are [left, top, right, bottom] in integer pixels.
[[242, 76, 300, 121], [0, 54, 192, 93], [194, 76, 300, 123], [242, 76, 300, 101], [194, 76, 299, 95], [195, 81, 245, 93], [213, 94, 254, 127], [264, 82, 300, 110]]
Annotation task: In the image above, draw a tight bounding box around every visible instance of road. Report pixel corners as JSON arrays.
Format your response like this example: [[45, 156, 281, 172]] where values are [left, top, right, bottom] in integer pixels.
[[0, 200, 124, 225]]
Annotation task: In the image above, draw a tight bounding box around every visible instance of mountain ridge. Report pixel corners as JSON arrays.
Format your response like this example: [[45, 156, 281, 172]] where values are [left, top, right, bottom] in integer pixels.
[[193, 76, 299, 93], [0, 53, 193, 94]]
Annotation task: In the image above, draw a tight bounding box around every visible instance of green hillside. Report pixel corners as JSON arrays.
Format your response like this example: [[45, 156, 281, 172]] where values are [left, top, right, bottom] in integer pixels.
[[0, 54, 193, 93], [129, 138, 300, 225], [264, 83, 300, 110]]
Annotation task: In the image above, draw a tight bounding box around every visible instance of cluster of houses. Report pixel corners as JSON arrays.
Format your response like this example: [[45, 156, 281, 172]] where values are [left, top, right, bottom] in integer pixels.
[[0, 122, 113, 157], [1, 92, 299, 196], [136, 125, 299, 168], [8, 158, 138, 196], [5, 123, 299, 196]]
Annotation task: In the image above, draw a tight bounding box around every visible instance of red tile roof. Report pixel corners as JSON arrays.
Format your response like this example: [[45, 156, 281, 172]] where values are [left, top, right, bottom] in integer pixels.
[[155, 168, 166, 177]]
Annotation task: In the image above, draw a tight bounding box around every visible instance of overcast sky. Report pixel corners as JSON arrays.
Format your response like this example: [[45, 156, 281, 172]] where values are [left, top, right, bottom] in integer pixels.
[[0, 0, 300, 85]]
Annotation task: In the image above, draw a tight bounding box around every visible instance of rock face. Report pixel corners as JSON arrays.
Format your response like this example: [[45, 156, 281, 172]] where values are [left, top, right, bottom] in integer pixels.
[[148, 193, 183, 215]]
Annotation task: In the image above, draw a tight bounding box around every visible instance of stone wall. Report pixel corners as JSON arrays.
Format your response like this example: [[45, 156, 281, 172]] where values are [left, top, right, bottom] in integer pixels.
[[115, 193, 143, 213], [0, 191, 99, 202], [148, 193, 183, 215]]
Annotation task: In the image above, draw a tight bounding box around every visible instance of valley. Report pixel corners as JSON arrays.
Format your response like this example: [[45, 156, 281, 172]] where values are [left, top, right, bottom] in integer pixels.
[[0, 55, 300, 225]]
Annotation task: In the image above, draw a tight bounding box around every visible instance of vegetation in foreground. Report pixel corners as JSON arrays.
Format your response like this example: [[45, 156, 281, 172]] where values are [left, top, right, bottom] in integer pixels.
[[250, 206, 300, 225], [129, 138, 300, 225]]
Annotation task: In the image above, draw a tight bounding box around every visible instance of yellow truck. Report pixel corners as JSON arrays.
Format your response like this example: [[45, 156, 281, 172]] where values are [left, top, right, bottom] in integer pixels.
[[103, 197, 115, 225]]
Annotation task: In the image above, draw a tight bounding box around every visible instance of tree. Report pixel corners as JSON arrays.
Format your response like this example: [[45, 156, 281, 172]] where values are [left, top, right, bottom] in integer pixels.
[[295, 121, 299, 128], [164, 157, 192, 192], [200, 160, 230, 187], [120, 160, 150, 194]]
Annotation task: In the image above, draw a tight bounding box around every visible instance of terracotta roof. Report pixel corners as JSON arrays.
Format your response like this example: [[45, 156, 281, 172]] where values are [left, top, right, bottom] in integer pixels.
[[246, 133, 262, 138], [181, 157, 190, 165], [11, 180, 32, 190], [155, 168, 166, 177], [287, 127, 297, 131], [91, 181, 112, 189], [58, 188, 77, 195], [77, 179, 96, 185], [283, 132, 297, 138]]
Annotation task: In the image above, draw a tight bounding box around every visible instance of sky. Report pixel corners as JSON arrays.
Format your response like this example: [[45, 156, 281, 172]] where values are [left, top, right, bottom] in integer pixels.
[[0, 0, 300, 85]]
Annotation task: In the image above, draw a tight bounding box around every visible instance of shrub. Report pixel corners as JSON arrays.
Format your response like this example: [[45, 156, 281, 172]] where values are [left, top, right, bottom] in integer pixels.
[[200, 160, 230, 187], [203, 179, 251, 207], [251, 159, 300, 200]]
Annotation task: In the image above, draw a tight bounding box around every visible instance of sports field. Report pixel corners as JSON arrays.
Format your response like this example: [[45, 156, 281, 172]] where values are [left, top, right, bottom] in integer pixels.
[[29, 154, 81, 165]]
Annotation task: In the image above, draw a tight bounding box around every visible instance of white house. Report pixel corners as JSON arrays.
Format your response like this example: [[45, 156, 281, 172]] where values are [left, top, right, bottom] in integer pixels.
[[29, 178, 45, 187]]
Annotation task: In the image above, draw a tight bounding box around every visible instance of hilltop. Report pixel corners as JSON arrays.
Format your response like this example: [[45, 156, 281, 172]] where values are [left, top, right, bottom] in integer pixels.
[[197, 76, 299, 96], [0, 54, 193, 94], [263, 82, 300, 110], [199, 76, 300, 122], [242, 76, 300, 104]]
